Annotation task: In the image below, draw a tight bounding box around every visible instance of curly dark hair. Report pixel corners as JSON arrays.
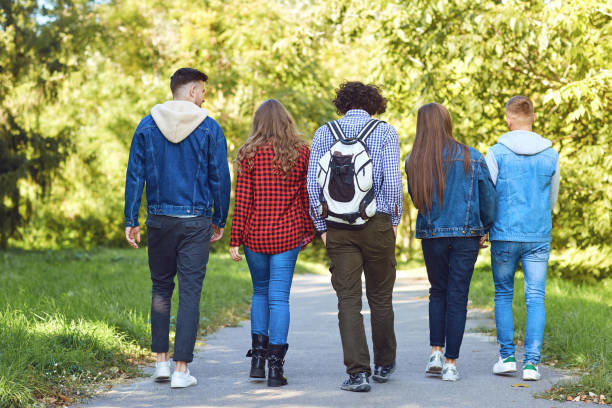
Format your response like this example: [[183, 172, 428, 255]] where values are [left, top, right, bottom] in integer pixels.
[[332, 81, 387, 116]]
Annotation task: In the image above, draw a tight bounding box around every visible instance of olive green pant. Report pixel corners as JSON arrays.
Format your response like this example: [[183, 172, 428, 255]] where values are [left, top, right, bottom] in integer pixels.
[[326, 213, 397, 375]]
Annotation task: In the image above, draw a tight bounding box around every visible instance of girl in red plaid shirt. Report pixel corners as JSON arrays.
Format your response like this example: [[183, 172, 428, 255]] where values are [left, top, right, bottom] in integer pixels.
[[229, 99, 313, 387]]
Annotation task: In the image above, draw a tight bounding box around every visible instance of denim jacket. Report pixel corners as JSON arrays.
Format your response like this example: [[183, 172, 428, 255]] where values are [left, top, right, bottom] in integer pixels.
[[406, 145, 497, 239], [124, 103, 231, 228], [485, 130, 559, 242]]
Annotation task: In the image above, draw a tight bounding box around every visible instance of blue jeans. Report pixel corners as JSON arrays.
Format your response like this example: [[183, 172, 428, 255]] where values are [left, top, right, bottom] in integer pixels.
[[421, 237, 480, 359], [244, 246, 300, 345], [491, 241, 549, 364]]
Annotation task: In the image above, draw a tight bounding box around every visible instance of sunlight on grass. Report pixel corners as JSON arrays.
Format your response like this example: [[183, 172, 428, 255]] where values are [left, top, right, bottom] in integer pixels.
[[0, 249, 253, 407]]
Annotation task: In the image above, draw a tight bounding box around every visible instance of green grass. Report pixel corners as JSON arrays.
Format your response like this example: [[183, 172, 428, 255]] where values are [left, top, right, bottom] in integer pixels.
[[469, 261, 612, 399], [0, 248, 283, 407]]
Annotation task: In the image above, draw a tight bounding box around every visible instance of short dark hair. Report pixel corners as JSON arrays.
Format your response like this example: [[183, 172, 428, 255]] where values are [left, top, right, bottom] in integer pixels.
[[332, 81, 387, 116], [170, 68, 208, 95]]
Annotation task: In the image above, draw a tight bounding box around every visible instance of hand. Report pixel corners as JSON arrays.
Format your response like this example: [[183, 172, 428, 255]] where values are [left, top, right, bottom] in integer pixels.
[[393, 226, 398, 237], [125, 226, 141, 249], [210, 225, 224, 243], [229, 246, 242, 261], [479, 233, 489, 249], [321, 232, 327, 246]]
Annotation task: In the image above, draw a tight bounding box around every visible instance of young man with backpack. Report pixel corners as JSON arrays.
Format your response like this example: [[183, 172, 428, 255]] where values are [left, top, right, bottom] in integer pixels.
[[307, 81, 403, 392]]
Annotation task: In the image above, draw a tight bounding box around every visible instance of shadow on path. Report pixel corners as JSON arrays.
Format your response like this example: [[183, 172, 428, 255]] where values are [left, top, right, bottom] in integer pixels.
[[81, 271, 584, 408]]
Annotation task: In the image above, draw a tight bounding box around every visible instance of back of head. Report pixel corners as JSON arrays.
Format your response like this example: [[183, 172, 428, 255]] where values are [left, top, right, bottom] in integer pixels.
[[170, 67, 208, 98], [332, 81, 387, 116], [236, 99, 304, 175], [505, 95, 534, 128], [407, 103, 469, 212]]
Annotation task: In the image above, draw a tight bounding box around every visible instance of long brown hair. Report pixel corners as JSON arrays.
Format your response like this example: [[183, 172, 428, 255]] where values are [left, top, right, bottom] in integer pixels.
[[407, 103, 470, 213], [235, 99, 306, 175]]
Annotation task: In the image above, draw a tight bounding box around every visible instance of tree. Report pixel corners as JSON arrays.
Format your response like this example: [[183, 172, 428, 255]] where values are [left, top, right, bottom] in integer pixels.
[[320, 0, 611, 279], [0, 0, 99, 247]]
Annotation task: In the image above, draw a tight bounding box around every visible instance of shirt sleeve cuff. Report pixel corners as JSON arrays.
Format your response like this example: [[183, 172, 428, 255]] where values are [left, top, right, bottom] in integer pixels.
[[391, 215, 401, 226], [314, 219, 327, 232], [125, 219, 139, 227]]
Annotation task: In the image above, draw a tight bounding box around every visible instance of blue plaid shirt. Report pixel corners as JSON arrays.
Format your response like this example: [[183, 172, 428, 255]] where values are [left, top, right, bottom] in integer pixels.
[[307, 109, 403, 231]]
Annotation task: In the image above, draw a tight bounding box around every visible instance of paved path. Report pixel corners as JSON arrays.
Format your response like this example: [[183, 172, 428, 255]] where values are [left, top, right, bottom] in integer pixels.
[[81, 270, 582, 408]]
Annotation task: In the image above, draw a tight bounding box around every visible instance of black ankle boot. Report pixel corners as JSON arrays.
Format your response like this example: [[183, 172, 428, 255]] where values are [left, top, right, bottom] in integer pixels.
[[267, 343, 288, 387], [246, 334, 268, 378]]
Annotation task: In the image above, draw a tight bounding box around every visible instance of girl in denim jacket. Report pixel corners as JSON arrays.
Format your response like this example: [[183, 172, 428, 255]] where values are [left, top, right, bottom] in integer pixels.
[[406, 103, 497, 381]]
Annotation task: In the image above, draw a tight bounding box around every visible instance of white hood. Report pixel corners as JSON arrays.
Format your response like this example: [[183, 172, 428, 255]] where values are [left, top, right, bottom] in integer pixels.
[[498, 130, 552, 155], [150, 100, 208, 143]]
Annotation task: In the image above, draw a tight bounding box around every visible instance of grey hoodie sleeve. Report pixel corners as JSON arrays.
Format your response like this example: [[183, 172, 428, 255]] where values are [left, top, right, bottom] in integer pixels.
[[550, 159, 560, 208], [485, 150, 498, 186]]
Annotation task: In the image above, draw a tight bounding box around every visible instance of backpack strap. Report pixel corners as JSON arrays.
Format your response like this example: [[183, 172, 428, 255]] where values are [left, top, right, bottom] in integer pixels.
[[356, 119, 382, 143], [326, 120, 347, 142]]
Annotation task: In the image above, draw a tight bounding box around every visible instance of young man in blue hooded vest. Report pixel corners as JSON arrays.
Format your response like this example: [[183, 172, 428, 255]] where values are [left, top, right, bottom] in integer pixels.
[[485, 96, 560, 381]]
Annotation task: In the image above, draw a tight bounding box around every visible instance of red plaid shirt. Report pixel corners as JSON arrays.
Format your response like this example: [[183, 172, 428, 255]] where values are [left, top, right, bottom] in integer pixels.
[[229, 144, 314, 254]]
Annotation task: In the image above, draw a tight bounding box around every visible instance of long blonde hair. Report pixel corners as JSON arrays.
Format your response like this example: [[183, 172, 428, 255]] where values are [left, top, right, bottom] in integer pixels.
[[235, 99, 306, 175]]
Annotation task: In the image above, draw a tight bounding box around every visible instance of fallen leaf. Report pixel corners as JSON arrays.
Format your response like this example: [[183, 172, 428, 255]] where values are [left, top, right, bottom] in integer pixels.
[[567, 395, 574, 401], [590, 392, 597, 398], [58, 394, 73, 403], [511, 383, 530, 388], [573, 396, 581, 402]]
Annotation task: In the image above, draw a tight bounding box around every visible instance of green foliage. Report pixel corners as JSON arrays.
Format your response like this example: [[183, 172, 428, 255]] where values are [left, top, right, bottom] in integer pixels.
[[469, 263, 612, 397], [2, 0, 610, 280], [321, 0, 611, 278], [0, 0, 100, 248], [0, 249, 254, 407]]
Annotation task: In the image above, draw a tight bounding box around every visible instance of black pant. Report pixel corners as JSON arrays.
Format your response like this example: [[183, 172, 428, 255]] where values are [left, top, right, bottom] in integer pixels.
[[326, 214, 397, 375], [421, 237, 479, 359], [146, 214, 211, 363]]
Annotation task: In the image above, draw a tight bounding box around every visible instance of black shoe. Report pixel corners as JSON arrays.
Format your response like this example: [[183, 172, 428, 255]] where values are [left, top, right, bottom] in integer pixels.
[[340, 372, 371, 392], [246, 334, 268, 378], [267, 344, 288, 387], [372, 361, 396, 383]]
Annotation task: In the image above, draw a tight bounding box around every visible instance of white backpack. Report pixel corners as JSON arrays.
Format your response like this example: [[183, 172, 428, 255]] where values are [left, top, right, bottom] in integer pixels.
[[316, 119, 382, 228]]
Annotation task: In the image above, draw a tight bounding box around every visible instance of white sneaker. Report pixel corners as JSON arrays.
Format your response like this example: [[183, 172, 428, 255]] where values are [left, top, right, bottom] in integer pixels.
[[425, 350, 444, 374], [152, 361, 171, 382], [522, 362, 541, 381], [493, 356, 517, 375], [171, 369, 198, 388], [442, 363, 460, 381]]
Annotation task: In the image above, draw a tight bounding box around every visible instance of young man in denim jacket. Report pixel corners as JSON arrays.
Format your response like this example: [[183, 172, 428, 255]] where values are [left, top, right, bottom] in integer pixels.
[[124, 68, 230, 388], [485, 96, 560, 381]]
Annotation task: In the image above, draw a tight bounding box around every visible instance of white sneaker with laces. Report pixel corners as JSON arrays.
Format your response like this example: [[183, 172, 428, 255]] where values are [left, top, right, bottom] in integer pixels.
[[171, 369, 198, 388], [522, 362, 541, 381], [442, 363, 460, 381], [493, 356, 517, 375], [425, 350, 444, 374], [152, 361, 171, 382]]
